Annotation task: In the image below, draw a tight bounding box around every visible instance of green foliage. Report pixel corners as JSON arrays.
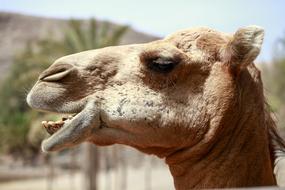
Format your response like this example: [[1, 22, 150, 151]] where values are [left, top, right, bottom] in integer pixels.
[[52, 19, 128, 54], [263, 34, 285, 128], [0, 18, 128, 155], [0, 44, 48, 154], [268, 58, 285, 104]]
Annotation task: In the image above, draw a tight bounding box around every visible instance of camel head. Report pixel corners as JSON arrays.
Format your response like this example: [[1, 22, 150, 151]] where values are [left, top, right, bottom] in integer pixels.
[[27, 26, 264, 156]]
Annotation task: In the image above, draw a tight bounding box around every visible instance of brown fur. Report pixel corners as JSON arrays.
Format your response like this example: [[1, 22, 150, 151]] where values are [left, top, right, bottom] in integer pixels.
[[27, 26, 285, 189]]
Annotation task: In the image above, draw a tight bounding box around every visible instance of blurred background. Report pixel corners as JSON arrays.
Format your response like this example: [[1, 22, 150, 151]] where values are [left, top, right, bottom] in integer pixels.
[[0, 0, 285, 190]]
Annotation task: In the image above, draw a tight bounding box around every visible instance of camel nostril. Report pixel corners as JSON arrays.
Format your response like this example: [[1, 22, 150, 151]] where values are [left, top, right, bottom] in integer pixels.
[[39, 64, 73, 82]]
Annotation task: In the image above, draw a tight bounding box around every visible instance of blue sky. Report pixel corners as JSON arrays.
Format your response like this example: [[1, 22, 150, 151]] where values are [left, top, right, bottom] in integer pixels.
[[1, 0, 285, 62]]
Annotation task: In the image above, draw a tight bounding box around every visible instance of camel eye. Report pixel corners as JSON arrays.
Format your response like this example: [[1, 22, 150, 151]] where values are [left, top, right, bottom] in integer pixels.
[[147, 57, 179, 73]]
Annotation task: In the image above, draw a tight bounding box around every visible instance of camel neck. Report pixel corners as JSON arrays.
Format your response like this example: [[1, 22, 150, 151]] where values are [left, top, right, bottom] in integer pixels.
[[165, 112, 275, 189]]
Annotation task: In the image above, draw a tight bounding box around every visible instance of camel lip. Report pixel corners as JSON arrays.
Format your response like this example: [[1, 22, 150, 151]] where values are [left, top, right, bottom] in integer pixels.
[[41, 110, 84, 152], [41, 100, 100, 152]]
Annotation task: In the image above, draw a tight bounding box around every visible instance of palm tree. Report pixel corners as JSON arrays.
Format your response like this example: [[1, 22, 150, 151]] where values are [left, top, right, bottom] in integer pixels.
[[39, 19, 128, 55]]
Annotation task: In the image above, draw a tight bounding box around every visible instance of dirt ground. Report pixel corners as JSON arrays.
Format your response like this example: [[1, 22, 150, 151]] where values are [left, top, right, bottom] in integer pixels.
[[0, 166, 174, 190]]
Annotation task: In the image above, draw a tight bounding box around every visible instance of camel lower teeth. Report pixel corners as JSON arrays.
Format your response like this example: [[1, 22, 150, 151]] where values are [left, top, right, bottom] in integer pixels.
[[41, 115, 75, 135], [42, 120, 65, 135]]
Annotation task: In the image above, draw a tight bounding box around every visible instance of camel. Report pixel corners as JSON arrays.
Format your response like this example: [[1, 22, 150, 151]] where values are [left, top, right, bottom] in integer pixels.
[[27, 25, 285, 189]]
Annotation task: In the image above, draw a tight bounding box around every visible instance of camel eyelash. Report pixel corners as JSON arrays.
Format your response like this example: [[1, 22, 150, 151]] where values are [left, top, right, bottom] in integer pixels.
[[140, 51, 182, 73]]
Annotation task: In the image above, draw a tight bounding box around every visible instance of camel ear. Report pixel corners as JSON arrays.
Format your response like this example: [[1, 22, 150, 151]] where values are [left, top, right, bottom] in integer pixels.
[[223, 25, 264, 71]]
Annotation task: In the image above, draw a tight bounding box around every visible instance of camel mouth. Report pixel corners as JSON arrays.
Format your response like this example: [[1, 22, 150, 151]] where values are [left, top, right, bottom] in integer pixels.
[[40, 100, 100, 152], [41, 114, 77, 135]]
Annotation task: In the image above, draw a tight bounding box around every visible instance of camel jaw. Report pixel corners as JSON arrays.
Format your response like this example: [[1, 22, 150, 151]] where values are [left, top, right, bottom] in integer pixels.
[[41, 100, 100, 152]]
